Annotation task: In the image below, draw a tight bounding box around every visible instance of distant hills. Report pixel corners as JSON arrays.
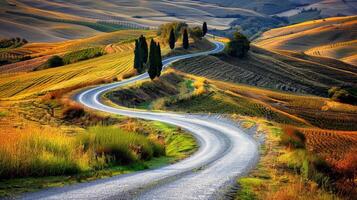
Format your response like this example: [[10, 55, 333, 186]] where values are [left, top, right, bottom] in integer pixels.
[[198, 0, 357, 16], [0, 0, 356, 42]]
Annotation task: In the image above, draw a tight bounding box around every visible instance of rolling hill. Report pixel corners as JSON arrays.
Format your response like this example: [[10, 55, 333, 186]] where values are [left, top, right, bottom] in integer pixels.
[[172, 45, 357, 96], [254, 16, 357, 65]]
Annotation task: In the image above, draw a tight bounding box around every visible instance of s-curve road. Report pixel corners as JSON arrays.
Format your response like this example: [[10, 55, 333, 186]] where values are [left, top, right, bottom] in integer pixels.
[[19, 41, 259, 200]]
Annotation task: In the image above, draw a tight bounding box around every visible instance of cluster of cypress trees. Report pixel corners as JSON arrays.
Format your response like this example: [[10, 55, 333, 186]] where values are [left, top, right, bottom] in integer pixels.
[[133, 35, 163, 80], [168, 22, 207, 51], [134, 22, 208, 80], [133, 35, 148, 73]]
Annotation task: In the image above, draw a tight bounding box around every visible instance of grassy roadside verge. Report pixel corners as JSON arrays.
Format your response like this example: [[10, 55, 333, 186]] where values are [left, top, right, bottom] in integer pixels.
[[0, 120, 197, 197], [234, 119, 344, 200]]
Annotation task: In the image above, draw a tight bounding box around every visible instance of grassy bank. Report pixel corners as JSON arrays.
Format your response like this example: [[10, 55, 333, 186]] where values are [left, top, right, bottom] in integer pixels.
[[234, 119, 356, 200]]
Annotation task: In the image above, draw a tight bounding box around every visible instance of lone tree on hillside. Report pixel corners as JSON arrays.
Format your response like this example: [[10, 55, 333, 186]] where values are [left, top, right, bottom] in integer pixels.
[[226, 31, 250, 58], [169, 28, 176, 50], [183, 29, 189, 50], [148, 39, 163, 80], [202, 22, 208, 36]]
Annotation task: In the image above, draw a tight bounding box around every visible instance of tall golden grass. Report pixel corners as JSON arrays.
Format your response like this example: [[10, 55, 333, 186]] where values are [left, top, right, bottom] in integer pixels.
[[0, 126, 164, 179]]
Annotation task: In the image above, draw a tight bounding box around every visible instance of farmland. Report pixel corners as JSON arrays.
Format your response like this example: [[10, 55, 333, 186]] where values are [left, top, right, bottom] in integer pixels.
[[0, 30, 157, 100], [172, 45, 357, 96]]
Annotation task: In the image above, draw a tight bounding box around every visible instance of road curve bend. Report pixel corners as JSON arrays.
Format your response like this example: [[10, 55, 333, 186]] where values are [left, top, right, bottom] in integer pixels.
[[20, 41, 259, 200]]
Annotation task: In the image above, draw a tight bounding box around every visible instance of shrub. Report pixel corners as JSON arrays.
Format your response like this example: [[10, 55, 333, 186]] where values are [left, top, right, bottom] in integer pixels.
[[47, 55, 64, 68], [158, 22, 188, 42], [226, 31, 250, 58], [328, 87, 357, 105], [78, 127, 165, 164], [281, 127, 306, 149], [62, 103, 85, 120], [189, 26, 203, 40]]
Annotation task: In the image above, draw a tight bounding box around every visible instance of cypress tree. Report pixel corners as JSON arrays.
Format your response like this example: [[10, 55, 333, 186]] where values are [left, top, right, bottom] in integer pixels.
[[139, 35, 148, 63], [156, 43, 163, 77], [148, 39, 157, 80], [183, 29, 189, 50], [169, 29, 175, 50], [202, 22, 208, 36], [133, 39, 143, 73]]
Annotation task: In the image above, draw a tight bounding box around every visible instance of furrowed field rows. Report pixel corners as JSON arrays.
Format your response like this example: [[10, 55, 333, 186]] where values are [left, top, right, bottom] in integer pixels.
[[0, 52, 133, 99], [300, 128, 357, 162]]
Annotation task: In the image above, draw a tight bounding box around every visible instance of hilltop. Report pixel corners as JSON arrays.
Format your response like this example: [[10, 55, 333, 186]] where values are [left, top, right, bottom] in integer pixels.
[[255, 16, 357, 65]]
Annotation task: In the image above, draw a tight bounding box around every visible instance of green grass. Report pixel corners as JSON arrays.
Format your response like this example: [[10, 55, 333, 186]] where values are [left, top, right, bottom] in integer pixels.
[[236, 178, 263, 200], [150, 121, 198, 159], [0, 111, 7, 118], [185, 80, 194, 92]]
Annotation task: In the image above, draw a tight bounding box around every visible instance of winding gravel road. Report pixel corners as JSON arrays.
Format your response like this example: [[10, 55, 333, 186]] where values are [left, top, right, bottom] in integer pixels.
[[19, 41, 259, 200]]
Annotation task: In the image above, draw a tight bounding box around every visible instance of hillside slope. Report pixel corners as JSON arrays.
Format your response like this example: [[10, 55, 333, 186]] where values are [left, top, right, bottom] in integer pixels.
[[255, 16, 357, 65], [172, 45, 357, 96]]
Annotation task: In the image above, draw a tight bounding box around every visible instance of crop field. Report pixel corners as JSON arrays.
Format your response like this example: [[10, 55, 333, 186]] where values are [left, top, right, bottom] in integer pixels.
[[0, 29, 157, 100], [305, 40, 357, 65], [0, 51, 133, 99], [4, 30, 155, 58], [299, 128, 357, 164], [212, 80, 357, 130], [0, 30, 155, 74]]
